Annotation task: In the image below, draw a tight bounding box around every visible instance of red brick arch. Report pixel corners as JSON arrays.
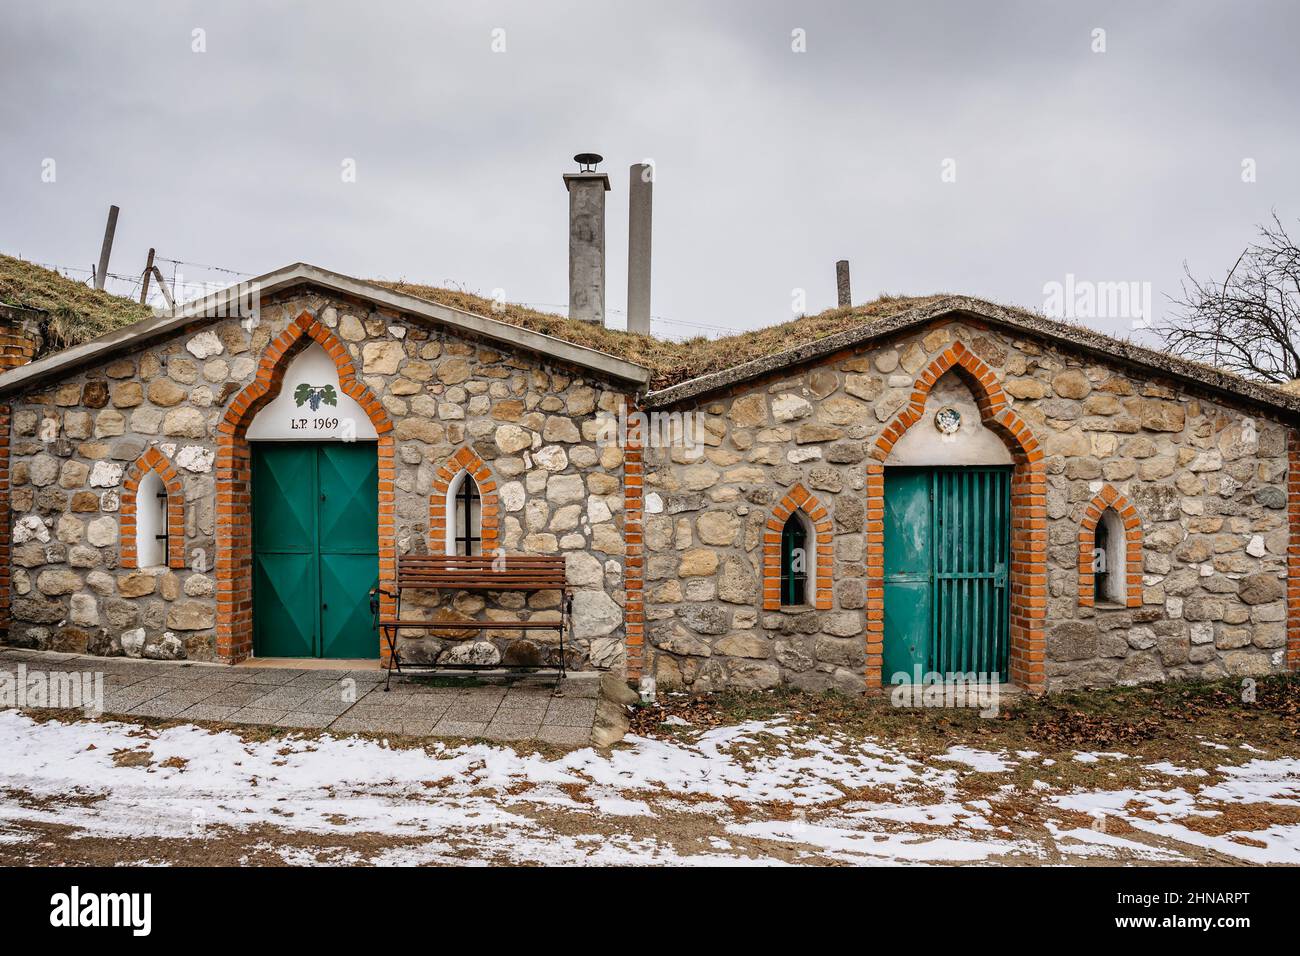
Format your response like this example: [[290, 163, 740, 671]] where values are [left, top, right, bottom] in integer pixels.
[[763, 483, 834, 610], [120, 447, 186, 570], [430, 446, 501, 555], [1078, 484, 1143, 608], [215, 310, 395, 663], [865, 338, 1047, 693]]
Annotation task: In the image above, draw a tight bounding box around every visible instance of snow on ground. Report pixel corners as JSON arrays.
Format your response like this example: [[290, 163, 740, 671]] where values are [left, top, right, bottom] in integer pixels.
[[939, 746, 1013, 773], [0, 709, 1297, 866]]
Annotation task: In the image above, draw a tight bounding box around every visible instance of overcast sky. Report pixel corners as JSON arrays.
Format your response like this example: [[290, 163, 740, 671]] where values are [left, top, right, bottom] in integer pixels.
[[2, 0, 1297, 342]]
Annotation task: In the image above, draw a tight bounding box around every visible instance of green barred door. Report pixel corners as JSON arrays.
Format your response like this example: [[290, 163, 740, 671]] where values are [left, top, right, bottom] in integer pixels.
[[882, 467, 1010, 682], [252, 442, 379, 659]]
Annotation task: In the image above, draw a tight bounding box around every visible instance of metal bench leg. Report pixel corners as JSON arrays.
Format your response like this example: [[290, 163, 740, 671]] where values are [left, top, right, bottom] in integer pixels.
[[383, 626, 400, 692], [556, 592, 570, 690]]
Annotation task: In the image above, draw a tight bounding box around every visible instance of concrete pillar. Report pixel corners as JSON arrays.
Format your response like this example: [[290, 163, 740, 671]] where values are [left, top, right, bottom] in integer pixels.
[[563, 171, 610, 324], [627, 164, 653, 335], [836, 259, 851, 308]]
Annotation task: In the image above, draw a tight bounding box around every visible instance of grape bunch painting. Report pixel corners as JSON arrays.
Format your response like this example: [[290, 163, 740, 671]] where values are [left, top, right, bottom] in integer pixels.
[[293, 383, 339, 412]]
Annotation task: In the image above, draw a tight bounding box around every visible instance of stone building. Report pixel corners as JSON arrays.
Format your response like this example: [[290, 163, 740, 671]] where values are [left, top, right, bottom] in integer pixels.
[[1, 262, 1297, 695]]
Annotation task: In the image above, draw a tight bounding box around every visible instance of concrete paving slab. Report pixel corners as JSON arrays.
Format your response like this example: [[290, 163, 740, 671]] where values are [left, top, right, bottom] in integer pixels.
[[443, 698, 503, 722], [432, 719, 490, 738], [3, 648, 609, 746], [250, 688, 315, 707], [496, 698, 550, 722], [177, 704, 241, 722], [242, 669, 304, 685], [103, 689, 163, 711], [276, 712, 336, 729], [228, 707, 290, 725], [483, 722, 542, 741], [545, 698, 599, 727], [123, 699, 191, 720], [147, 690, 218, 710], [203, 686, 275, 707], [327, 716, 392, 734], [297, 693, 354, 716]]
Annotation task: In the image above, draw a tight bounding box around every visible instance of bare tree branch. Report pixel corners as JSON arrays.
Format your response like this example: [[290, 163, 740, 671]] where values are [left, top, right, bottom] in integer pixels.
[[1156, 214, 1300, 384]]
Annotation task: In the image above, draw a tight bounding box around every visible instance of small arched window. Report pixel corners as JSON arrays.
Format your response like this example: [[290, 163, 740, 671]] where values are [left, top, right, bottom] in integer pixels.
[[135, 469, 169, 568], [780, 513, 810, 606], [1092, 508, 1125, 605], [1079, 485, 1143, 609], [445, 471, 482, 556]]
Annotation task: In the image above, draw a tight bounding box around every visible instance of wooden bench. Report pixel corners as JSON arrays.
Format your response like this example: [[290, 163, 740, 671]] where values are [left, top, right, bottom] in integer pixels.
[[370, 554, 571, 690]]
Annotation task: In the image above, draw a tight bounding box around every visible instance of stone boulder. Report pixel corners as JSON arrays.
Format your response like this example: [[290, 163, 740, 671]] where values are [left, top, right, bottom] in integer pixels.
[[1239, 573, 1283, 606], [438, 641, 500, 666], [571, 589, 621, 639], [1048, 621, 1097, 661]]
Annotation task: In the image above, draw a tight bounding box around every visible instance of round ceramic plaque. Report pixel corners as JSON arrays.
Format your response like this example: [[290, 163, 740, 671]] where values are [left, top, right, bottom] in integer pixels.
[[934, 406, 962, 435]]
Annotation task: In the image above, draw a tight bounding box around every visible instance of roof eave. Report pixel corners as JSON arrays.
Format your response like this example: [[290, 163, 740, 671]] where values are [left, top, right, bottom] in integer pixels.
[[0, 262, 650, 397], [643, 296, 1300, 421]]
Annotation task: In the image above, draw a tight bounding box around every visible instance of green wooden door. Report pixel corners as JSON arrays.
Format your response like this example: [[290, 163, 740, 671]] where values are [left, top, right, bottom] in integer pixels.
[[252, 442, 379, 659], [882, 470, 932, 682], [883, 467, 1010, 682]]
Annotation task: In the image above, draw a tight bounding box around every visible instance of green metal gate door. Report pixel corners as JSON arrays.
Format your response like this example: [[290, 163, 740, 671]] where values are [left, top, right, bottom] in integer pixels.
[[883, 467, 1009, 682], [252, 442, 379, 659]]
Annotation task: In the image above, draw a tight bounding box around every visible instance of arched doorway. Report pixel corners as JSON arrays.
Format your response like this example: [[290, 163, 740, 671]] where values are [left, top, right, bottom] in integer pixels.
[[217, 312, 395, 663], [867, 338, 1047, 692]]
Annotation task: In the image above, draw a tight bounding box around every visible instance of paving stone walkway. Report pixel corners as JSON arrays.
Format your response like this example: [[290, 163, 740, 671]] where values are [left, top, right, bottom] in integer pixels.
[[0, 648, 602, 747]]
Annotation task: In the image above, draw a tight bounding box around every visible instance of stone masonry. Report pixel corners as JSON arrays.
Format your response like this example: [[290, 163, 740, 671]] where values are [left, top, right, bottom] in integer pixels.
[[2, 290, 1296, 696], [2, 291, 630, 670], [639, 319, 1291, 693]]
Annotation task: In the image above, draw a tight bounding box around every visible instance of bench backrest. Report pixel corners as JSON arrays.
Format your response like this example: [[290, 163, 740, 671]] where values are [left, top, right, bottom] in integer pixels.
[[395, 553, 567, 591]]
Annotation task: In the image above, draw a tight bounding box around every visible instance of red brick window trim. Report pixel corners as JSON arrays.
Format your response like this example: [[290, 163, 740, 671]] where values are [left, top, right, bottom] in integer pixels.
[[763, 483, 833, 611], [120, 447, 186, 570], [1078, 484, 1143, 609], [430, 447, 500, 556]]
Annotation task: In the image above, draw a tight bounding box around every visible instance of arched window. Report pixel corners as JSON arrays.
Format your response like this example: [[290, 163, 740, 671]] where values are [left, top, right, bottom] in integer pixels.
[[763, 483, 833, 611], [1079, 485, 1142, 609], [135, 469, 169, 568], [1092, 508, 1125, 606], [121, 448, 184, 570], [445, 471, 482, 556], [780, 513, 810, 606]]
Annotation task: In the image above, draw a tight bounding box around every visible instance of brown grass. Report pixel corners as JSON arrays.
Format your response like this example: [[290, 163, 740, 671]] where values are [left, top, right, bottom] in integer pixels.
[[374, 280, 944, 389], [8, 252, 1289, 419], [2, 253, 950, 389], [0, 253, 155, 354]]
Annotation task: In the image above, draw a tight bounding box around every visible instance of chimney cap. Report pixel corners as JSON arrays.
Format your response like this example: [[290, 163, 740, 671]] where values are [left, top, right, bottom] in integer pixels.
[[574, 152, 604, 171]]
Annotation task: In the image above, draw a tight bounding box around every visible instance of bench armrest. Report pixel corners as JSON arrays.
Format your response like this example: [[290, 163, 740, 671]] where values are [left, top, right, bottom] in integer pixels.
[[368, 586, 398, 620]]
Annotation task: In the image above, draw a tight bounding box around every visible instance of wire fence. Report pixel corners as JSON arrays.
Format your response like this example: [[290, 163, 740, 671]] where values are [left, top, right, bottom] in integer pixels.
[[29, 257, 742, 340]]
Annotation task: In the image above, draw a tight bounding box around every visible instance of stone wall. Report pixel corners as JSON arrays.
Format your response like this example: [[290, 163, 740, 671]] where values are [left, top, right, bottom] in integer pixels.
[[640, 320, 1292, 693], [3, 289, 630, 669]]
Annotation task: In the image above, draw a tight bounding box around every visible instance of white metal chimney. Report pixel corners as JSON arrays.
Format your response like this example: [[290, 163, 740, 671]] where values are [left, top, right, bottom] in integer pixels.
[[626, 163, 653, 335], [563, 153, 610, 324]]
